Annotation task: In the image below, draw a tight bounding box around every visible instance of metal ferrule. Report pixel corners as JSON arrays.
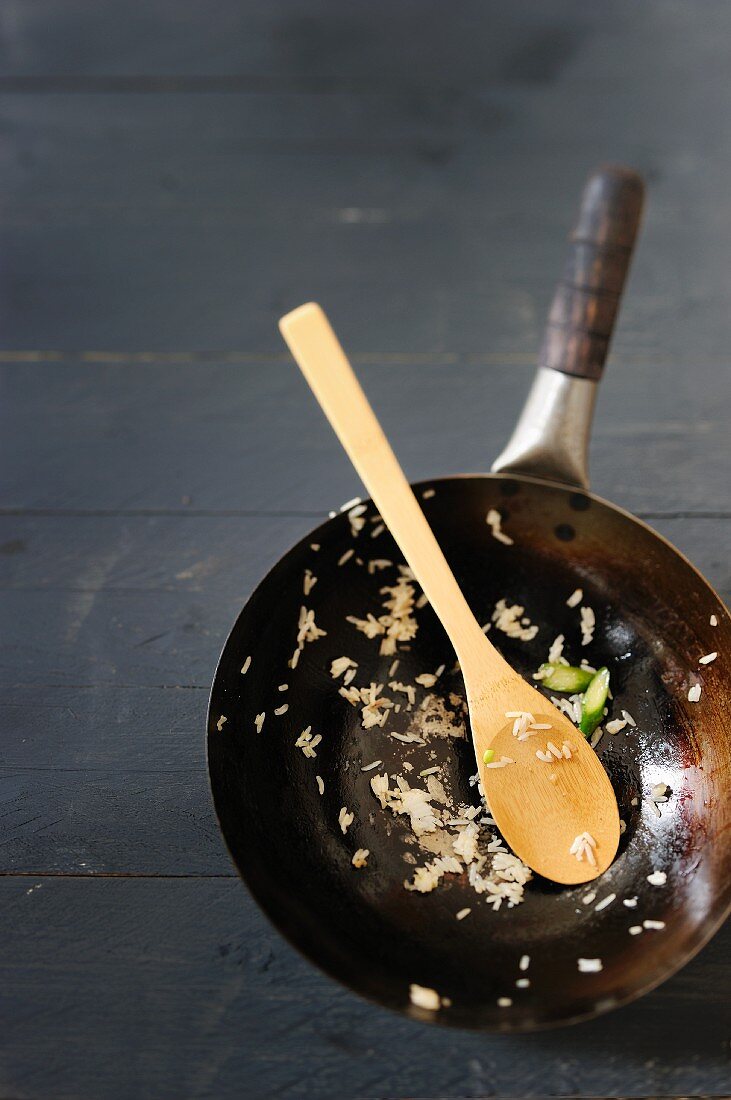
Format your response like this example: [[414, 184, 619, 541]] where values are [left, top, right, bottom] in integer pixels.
[[491, 367, 598, 491]]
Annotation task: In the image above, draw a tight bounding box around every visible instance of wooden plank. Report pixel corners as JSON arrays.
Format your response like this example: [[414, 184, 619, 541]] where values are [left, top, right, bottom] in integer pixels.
[[0, 0, 728, 93], [0, 513, 727, 876], [1, 361, 729, 515], [0, 0, 730, 363], [0, 875, 728, 1099], [0, 513, 727, 693], [1, 88, 731, 364]]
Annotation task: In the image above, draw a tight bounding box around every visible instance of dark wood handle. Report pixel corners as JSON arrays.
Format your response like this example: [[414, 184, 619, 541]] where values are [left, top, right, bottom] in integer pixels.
[[538, 165, 645, 380]]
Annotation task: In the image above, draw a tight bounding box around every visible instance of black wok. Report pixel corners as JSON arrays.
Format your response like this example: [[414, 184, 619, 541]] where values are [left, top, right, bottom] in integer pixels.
[[207, 168, 731, 1030]]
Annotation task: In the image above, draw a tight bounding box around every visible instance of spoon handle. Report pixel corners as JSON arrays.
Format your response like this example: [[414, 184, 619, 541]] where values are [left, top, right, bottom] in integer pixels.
[[280, 302, 498, 672]]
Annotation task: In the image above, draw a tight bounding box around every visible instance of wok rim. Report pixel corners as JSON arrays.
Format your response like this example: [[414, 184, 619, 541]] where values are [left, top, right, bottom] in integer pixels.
[[206, 472, 731, 1032]]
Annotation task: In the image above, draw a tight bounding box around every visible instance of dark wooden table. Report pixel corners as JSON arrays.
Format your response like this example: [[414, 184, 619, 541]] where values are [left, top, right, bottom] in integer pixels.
[[1, 3, 730, 1097]]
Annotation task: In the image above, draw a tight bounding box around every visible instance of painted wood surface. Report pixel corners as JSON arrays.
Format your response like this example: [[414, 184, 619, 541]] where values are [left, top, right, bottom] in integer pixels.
[[1, 1, 730, 1096]]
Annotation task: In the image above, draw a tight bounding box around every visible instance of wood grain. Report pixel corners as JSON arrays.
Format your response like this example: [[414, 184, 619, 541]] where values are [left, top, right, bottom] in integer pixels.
[[1, 0, 731, 1095], [0, 513, 726, 881], [1, 360, 729, 516]]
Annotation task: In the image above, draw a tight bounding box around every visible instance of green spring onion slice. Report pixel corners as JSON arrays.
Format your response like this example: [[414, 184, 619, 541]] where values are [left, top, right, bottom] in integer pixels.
[[579, 667, 610, 737]]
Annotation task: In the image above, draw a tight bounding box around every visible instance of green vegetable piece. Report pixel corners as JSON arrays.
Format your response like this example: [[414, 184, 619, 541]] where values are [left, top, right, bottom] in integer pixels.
[[538, 663, 594, 693], [579, 667, 610, 737], [483, 748, 495, 764]]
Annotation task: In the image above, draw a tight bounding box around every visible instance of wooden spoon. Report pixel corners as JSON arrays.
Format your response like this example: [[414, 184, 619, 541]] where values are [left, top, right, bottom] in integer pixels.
[[279, 302, 619, 884]]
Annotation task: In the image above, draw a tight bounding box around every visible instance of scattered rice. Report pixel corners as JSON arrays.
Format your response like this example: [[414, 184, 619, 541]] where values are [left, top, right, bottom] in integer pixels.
[[497, 997, 513, 1007], [295, 727, 322, 758], [347, 571, 419, 655], [699, 651, 718, 665], [370, 774, 391, 808], [516, 978, 530, 989], [651, 782, 670, 803], [316, 775, 324, 795], [582, 892, 596, 905], [562, 742, 573, 759], [338, 548, 355, 566], [507, 711, 535, 738], [580, 606, 595, 646], [405, 855, 463, 893], [567, 588, 583, 608], [310, 543, 320, 551], [409, 984, 443, 1011], [621, 709, 636, 727], [422, 488, 436, 499], [456, 907, 471, 920], [278, 683, 288, 692], [371, 523, 385, 539], [352, 848, 369, 868], [606, 718, 628, 735], [240, 656, 251, 675], [629, 925, 643, 936], [492, 599, 538, 641], [254, 712, 265, 733], [710, 614, 718, 627], [453, 822, 480, 864], [547, 634, 566, 665], [484, 756, 515, 769], [595, 893, 616, 912], [274, 704, 289, 716], [415, 673, 437, 688], [340, 496, 362, 512], [570, 832, 597, 866], [389, 659, 400, 677], [519, 954, 530, 971], [419, 767, 440, 777], [361, 760, 383, 772], [546, 741, 563, 760], [391, 731, 425, 745], [289, 605, 327, 668], [367, 558, 392, 574], [647, 871, 667, 886], [339, 807, 354, 834], [536, 750, 554, 763], [347, 503, 367, 537], [303, 568, 317, 596], [577, 958, 603, 973], [486, 509, 514, 546], [623, 897, 638, 908], [389, 681, 416, 704], [331, 656, 357, 679], [643, 919, 665, 930], [688, 683, 702, 702]]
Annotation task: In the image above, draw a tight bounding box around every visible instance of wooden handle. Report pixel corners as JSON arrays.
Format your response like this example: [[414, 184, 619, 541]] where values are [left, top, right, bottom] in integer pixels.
[[538, 165, 644, 381], [279, 303, 496, 670]]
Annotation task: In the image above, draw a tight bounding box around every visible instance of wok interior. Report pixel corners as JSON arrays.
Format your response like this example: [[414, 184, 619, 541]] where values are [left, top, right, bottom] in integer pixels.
[[208, 475, 731, 1030]]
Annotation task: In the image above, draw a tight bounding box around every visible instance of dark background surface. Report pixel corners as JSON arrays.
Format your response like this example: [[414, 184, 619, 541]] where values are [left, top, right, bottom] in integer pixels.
[[1, 2, 730, 1097]]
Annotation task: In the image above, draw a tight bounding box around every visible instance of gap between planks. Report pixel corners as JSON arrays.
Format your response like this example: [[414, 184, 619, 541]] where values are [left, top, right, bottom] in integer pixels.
[[0, 507, 728, 520], [0, 870, 236, 880]]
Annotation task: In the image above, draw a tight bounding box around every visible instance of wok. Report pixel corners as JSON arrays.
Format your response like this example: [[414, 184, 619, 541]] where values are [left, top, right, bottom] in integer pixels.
[[207, 167, 731, 1030]]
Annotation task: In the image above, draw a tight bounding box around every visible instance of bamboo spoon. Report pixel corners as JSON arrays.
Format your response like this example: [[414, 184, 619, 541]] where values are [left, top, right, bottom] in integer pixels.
[[279, 302, 619, 884]]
